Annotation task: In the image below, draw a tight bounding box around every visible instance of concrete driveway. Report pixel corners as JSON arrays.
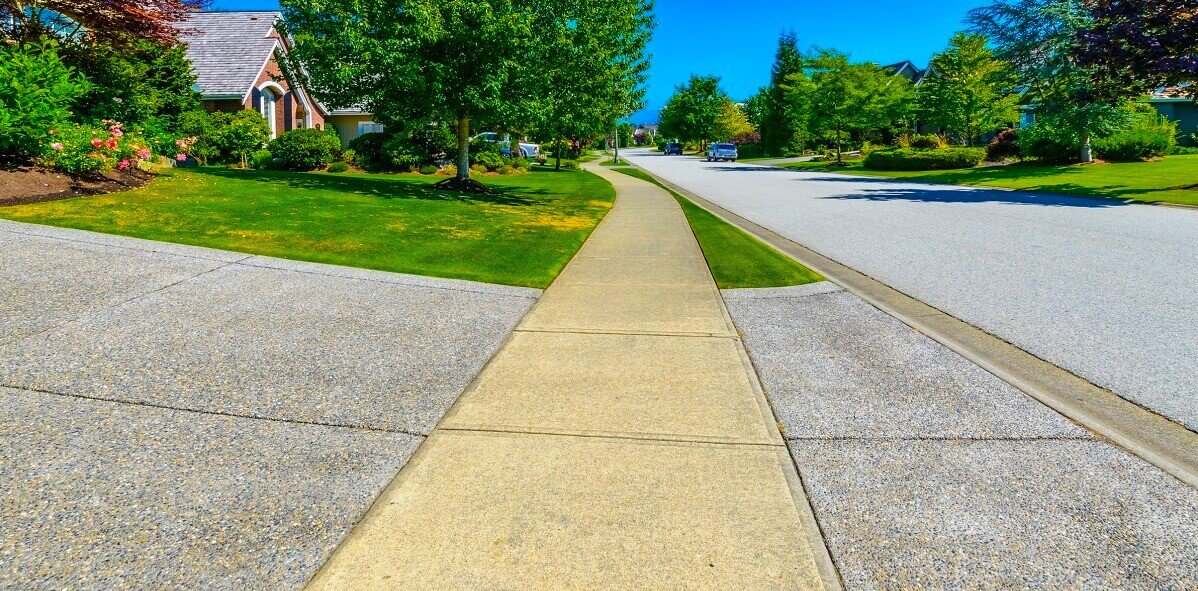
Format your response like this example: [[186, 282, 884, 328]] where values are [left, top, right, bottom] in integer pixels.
[[0, 219, 537, 590], [623, 151, 1198, 432]]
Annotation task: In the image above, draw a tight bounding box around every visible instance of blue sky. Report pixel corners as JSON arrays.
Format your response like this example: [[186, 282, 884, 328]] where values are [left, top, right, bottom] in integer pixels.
[[210, 0, 985, 122]]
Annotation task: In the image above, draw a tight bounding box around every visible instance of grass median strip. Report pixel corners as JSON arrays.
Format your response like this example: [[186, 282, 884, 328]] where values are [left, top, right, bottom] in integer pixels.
[[781, 154, 1198, 207], [0, 167, 615, 288], [612, 167, 824, 289]]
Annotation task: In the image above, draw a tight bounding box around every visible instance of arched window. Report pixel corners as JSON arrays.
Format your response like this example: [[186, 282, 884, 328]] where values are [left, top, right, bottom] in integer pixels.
[[257, 82, 286, 138]]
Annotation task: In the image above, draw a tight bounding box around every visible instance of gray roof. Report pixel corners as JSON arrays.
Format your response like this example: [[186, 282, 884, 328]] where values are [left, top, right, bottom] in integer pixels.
[[177, 11, 282, 100]]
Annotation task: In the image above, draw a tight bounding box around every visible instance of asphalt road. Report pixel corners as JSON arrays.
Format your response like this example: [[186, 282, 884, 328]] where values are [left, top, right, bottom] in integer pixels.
[[623, 150, 1198, 433]]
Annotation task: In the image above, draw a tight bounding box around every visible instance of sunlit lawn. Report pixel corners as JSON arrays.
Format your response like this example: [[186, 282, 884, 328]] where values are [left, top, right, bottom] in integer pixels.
[[0, 167, 615, 287], [781, 154, 1198, 207]]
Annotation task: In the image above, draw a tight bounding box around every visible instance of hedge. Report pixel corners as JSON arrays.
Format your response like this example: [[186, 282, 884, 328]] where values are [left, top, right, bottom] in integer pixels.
[[863, 147, 985, 171]]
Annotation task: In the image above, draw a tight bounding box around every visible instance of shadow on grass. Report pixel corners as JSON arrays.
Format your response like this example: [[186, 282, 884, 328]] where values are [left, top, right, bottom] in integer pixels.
[[194, 167, 553, 207]]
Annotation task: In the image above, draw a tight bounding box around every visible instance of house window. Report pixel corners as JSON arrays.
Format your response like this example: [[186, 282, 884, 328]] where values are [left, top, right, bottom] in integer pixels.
[[260, 88, 279, 138], [357, 122, 384, 136]]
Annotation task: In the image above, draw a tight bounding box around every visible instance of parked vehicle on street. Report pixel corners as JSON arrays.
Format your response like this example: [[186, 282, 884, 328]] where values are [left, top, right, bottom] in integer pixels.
[[475, 132, 541, 158], [705, 143, 738, 162], [663, 142, 683, 155]]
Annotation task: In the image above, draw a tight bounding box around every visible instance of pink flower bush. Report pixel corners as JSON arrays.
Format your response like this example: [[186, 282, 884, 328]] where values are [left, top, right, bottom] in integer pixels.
[[117, 159, 131, 171], [138, 148, 152, 159], [51, 142, 63, 152], [43, 120, 153, 175], [91, 138, 103, 149], [176, 153, 188, 162]]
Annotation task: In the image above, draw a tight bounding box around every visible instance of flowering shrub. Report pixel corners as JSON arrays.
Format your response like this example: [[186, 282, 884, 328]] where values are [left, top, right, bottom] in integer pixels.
[[40, 121, 159, 175]]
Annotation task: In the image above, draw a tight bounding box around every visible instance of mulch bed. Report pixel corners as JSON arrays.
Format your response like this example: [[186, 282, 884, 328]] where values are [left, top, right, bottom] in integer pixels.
[[0, 162, 154, 206]]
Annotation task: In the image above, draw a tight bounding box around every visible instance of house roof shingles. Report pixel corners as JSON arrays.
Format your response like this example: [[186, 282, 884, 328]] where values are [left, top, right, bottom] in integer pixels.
[[176, 11, 281, 100]]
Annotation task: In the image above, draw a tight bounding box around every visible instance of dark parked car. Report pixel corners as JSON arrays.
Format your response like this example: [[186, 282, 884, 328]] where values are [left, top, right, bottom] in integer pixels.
[[705, 143, 738, 162], [663, 142, 683, 156]]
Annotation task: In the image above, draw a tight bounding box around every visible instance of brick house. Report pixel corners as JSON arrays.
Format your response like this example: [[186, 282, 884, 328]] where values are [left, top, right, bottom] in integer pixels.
[[176, 11, 380, 145]]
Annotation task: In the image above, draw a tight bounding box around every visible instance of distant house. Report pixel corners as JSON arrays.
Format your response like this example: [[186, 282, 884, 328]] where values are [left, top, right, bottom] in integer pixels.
[[883, 60, 931, 85], [176, 11, 381, 146], [1149, 88, 1197, 145]]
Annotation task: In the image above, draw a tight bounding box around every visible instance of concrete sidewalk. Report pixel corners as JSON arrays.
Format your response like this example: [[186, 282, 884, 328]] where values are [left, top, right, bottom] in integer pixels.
[[303, 166, 835, 589]]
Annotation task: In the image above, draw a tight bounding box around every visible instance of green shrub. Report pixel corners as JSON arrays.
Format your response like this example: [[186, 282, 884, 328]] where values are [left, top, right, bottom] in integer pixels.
[[437, 164, 457, 177], [1018, 120, 1080, 163], [0, 39, 91, 158], [511, 157, 532, 171], [472, 150, 505, 172], [341, 148, 356, 164], [347, 132, 388, 170], [327, 161, 350, 173], [1094, 130, 1175, 162], [419, 164, 438, 175], [909, 134, 943, 149], [249, 149, 274, 169], [268, 128, 340, 170], [985, 129, 1020, 161], [863, 147, 985, 171], [1093, 110, 1177, 161], [560, 160, 580, 170], [176, 109, 270, 165], [381, 134, 426, 170], [469, 163, 488, 176], [496, 164, 514, 175]]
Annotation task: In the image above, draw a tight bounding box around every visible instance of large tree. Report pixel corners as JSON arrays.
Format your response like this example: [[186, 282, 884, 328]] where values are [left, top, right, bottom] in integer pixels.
[[759, 31, 805, 156], [968, 0, 1117, 162], [1076, 0, 1198, 99], [788, 50, 912, 164], [657, 74, 727, 150], [917, 33, 1020, 145], [0, 0, 202, 46], [713, 98, 754, 141], [526, 0, 654, 170]]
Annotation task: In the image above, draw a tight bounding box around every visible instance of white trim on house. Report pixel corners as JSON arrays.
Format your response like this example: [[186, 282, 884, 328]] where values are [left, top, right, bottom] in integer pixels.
[[240, 39, 284, 105], [257, 80, 285, 138]]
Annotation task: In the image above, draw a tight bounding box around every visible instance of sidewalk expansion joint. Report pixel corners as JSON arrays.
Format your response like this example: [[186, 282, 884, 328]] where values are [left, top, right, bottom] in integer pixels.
[[1, 383, 423, 437], [514, 327, 740, 339], [785, 434, 1097, 443], [438, 425, 784, 448]]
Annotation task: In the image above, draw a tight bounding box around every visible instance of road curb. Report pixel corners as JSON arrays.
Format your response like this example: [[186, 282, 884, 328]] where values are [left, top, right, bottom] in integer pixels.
[[635, 164, 1198, 490]]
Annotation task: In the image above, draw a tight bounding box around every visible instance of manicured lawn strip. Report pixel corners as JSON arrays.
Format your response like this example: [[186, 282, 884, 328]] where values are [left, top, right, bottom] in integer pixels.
[[781, 154, 1198, 207], [0, 167, 615, 288], [612, 167, 824, 289]]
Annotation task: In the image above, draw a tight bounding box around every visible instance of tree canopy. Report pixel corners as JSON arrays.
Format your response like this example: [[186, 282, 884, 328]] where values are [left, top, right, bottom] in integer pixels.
[[1076, 0, 1198, 99], [0, 0, 202, 46], [759, 31, 805, 156], [281, 0, 652, 185], [657, 74, 727, 149], [917, 33, 1020, 145], [967, 0, 1117, 161], [786, 50, 913, 163]]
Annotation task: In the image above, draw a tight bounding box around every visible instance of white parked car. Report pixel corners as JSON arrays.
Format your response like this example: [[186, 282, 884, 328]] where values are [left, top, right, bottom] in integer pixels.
[[474, 132, 541, 158]]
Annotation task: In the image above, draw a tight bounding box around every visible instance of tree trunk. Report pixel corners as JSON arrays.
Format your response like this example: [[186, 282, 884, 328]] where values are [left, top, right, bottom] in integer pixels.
[[555, 139, 563, 171], [613, 129, 620, 164], [836, 125, 843, 165], [456, 115, 470, 180], [1079, 131, 1093, 163]]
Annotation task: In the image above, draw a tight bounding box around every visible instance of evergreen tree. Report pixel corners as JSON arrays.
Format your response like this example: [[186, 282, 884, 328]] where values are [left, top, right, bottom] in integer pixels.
[[760, 31, 804, 156]]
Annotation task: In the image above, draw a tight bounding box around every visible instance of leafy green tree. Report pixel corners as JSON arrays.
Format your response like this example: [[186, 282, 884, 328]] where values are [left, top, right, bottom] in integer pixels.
[[524, 0, 654, 169], [713, 99, 754, 141], [760, 31, 804, 156], [59, 39, 200, 129], [0, 38, 90, 157], [281, 0, 535, 185], [791, 49, 913, 164], [742, 87, 769, 133], [657, 74, 727, 150], [968, 0, 1117, 162], [916, 33, 1019, 145]]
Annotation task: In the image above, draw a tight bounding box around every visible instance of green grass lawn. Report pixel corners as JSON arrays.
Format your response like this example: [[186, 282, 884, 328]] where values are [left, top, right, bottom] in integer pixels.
[[611, 167, 824, 289], [781, 154, 1198, 207], [0, 167, 615, 288]]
